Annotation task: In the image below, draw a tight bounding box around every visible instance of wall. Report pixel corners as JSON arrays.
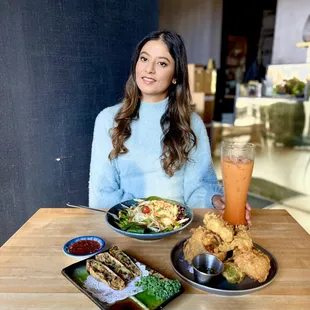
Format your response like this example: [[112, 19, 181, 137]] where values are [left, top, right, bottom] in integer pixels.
[[0, 0, 159, 246], [159, 0, 223, 67], [272, 0, 309, 64]]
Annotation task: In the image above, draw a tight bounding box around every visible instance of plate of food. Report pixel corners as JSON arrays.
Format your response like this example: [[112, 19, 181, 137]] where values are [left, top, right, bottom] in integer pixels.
[[106, 197, 193, 240], [170, 212, 278, 296], [62, 245, 184, 309]]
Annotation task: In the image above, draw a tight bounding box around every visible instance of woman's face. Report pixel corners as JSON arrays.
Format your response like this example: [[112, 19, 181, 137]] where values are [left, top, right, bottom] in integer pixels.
[[135, 40, 175, 103]]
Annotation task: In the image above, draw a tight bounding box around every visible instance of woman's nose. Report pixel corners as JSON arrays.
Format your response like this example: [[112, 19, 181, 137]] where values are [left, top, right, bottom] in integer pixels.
[[145, 61, 155, 74]]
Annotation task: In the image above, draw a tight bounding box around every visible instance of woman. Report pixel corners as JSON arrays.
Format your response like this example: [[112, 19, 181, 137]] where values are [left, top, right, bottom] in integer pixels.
[[89, 30, 250, 222]]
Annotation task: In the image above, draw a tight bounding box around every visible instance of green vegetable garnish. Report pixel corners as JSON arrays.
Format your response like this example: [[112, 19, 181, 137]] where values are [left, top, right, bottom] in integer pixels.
[[145, 196, 164, 201], [135, 275, 181, 301], [222, 262, 246, 284], [116, 209, 146, 233]]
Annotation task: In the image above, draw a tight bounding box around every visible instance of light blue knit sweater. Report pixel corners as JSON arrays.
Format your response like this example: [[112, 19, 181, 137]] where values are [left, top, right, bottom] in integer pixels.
[[89, 97, 223, 209]]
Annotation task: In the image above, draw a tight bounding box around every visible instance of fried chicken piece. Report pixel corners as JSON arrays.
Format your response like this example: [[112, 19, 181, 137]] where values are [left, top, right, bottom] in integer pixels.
[[215, 224, 253, 253], [183, 226, 227, 263], [235, 225, 248, 232], [233, 248, 271, 283], [217, 242, 233, 253], [231, 230, 253, 252], [183, 227, 210, 264], [213, 247, 228, 262], [203, 212, 234, 243]]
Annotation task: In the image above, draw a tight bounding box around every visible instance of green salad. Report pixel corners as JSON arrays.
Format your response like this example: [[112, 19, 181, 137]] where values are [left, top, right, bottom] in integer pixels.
[[115, 197, 189, 233]]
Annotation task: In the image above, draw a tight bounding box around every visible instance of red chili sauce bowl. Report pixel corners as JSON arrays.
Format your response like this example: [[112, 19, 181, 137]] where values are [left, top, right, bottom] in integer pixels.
[[63, 236, 105, 259]]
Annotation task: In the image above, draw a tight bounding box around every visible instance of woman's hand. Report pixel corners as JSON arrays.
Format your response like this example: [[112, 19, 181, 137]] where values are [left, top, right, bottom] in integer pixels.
[[212, 195, 252, 226]]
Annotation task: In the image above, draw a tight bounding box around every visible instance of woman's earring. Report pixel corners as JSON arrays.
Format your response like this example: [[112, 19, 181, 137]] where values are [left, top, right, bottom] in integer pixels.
[[172, 78, 177, 84]]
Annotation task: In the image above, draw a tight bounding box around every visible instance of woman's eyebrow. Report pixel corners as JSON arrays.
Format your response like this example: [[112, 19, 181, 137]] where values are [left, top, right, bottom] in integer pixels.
[[158, 56, 170, 63], [140, 51, 171, 63]]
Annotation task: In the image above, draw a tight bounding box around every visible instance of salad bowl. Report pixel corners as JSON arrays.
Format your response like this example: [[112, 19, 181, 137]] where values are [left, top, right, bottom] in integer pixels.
[[106, 197, 194, 240]]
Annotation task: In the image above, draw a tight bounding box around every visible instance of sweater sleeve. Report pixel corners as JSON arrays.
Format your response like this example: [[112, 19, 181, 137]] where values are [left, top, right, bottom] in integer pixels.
[[183, 113, 223, 208], [88, 108, 134, 209]]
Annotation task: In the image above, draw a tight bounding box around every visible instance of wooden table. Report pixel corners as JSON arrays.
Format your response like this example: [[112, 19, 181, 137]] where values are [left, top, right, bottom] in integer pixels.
[[0, 208, 309, 310], [265, 195, 310, 234]]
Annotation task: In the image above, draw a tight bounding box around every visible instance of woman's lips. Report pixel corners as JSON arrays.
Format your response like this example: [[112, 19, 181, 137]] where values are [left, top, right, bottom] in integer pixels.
[[142, 77, 156, 84]]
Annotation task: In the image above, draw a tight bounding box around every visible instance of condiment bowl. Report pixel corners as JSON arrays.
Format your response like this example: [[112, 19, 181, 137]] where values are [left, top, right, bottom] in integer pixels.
[[192, 253, 224, 285], [63, 235, 105, 260]]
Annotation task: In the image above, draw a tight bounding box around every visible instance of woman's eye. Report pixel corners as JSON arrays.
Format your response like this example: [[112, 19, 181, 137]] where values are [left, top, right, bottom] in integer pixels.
[[140, 56, 147, 62], [158, 62, 167, 67]]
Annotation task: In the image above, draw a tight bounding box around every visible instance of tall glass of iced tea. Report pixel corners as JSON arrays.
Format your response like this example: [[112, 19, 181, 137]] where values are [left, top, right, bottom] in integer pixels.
[[221, 142, 255, 225]]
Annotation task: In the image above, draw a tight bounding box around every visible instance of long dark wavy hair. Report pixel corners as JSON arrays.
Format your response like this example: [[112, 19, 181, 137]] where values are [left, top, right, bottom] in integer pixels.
[[109, 30, 197, 176]]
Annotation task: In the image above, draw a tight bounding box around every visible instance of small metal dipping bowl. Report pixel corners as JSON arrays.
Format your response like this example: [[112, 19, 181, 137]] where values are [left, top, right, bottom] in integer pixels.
[[192, 253, 224, 285]]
